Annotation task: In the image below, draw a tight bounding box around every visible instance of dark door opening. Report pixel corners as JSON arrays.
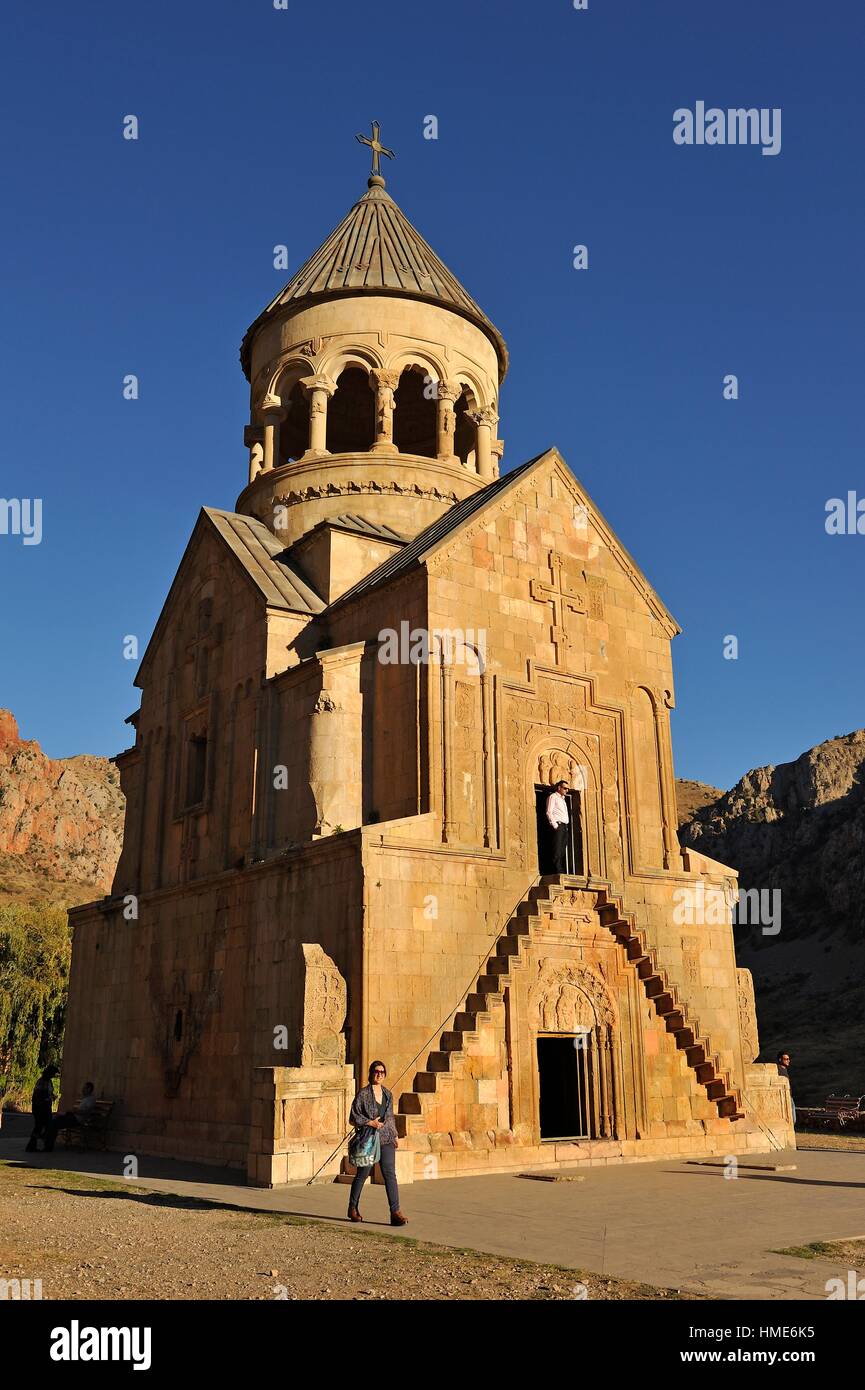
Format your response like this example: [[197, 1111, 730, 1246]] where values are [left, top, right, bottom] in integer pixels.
[[537, 1034, 594, 1140], [534, 785, 584, 876]]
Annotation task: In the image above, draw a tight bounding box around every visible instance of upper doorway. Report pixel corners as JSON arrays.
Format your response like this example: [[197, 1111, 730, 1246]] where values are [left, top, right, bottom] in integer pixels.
[[534, 784, 584, 876]]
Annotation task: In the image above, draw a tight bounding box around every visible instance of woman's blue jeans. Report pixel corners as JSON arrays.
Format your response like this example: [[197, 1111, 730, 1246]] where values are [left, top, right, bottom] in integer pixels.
[[349, 1142, 400, 1212]]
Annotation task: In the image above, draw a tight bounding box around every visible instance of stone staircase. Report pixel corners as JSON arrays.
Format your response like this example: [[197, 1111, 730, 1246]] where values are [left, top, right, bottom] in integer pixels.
[[395, 875, 743, 1143]]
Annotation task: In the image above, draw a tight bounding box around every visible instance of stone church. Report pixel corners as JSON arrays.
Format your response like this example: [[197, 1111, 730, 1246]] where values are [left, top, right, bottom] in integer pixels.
[[63, 132, 793, 1186]]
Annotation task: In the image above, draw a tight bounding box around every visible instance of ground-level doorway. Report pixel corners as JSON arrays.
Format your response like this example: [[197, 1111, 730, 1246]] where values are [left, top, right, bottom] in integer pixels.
[[537, 1033, 595, 1140], [534, 785, 584, 876]]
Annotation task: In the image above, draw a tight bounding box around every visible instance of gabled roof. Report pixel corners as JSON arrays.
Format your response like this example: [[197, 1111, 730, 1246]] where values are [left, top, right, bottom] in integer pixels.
[[240, 179, 507, 380], [325, 449, 681, 635], [134, 508, 325, 687], [204, 510, 326, 613]]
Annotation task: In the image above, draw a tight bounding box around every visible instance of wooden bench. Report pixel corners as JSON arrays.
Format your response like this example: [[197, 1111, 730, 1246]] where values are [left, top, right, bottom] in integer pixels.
[[797, 1094, 865, 1131], [824, 1094, 865, 1127], [58, 1100, 115, 1151]]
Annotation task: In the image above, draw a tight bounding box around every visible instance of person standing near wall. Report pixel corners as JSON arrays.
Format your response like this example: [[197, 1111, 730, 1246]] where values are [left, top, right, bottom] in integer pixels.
[[347, 1061, 408, 1226]]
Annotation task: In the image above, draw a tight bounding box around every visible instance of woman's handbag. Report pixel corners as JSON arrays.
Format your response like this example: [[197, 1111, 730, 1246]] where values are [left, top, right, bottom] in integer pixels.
[[348, 1125, 381, 1169]]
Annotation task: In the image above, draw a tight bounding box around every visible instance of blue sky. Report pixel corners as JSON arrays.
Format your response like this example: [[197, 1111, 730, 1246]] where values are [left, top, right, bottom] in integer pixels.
[[1, 0, 862, 790]]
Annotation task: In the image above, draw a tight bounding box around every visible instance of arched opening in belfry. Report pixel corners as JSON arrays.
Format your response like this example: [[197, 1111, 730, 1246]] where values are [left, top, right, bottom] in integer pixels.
[[393, 366, 437, 457], [278, 380, 310, 465], [453, 387, 478, 469], [326, 366, 376, 454]]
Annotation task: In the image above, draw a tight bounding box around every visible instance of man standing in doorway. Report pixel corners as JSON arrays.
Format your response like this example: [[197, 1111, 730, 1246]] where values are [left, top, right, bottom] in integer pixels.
[[545, 780, 570, 874]]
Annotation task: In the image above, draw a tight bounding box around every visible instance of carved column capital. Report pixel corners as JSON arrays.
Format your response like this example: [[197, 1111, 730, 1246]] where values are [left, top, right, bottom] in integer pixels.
[[260, 393, 286, 422], [371, 368, 401, 392], [299, 374, 336, 401], [436, 380, 461, 405]]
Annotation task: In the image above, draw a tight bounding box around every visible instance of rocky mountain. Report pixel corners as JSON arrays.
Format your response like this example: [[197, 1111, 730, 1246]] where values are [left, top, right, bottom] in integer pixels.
[[677, 731, 865, 1104], [675, 779, 724, 828], [0, 710, 124, 905]]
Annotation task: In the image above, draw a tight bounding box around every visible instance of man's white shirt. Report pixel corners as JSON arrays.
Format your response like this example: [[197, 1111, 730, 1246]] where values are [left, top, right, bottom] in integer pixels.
[[545, 791, 569, 828]]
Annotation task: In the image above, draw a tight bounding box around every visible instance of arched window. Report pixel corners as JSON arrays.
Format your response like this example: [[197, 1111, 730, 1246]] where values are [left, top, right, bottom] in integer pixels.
[[393, 366, 437, 457], [453, 387, 478, 468], [326, 366, 376, 453], [278, 380, 310, 465]]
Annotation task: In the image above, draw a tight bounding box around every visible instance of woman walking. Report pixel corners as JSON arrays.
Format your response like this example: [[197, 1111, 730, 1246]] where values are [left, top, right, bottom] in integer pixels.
[[347, 1061, 407, 1226]]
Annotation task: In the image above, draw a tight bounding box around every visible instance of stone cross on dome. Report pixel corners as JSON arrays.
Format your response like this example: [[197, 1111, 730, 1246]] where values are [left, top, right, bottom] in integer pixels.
[[355, 120, 395, 185]]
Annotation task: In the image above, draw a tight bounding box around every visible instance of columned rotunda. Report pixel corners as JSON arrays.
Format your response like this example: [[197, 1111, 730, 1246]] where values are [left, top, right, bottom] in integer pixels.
[[63, 131, 793, 1184]]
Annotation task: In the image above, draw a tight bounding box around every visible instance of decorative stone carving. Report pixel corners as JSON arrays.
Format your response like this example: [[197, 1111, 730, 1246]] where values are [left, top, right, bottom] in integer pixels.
[[528, 958, 616, 1032], [454, 681, 475, 725], [587, 574, 606, 620], [682, 937, 700, 988], [272, 481, 459, 509], [737, 967, 760, 1064], [530, 551, 587, 666], [371, 368, 401, 453], [313, 692, 336, 714], [301, 944, 347, 1066], [538, 750, 581, 788], [436, 380, 460, 461]]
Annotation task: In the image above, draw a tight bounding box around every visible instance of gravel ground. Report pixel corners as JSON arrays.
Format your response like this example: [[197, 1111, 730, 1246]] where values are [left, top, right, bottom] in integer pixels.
[[0, 1161, 688, 1301], [794, 1130, 865, 1152]]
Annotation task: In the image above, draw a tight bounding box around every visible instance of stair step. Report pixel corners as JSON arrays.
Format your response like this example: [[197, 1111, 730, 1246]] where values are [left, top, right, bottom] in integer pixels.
[[440, 1031, 463, 1051], [395, 1113, 425, 1137], [398, 1093, 422, 1115], [464, 994, 489, 1014], [413, 1072, 438, 1093], [496, 937, 522, 959], [427, 1052, 451, 1072], [477, 974, 507, 995]]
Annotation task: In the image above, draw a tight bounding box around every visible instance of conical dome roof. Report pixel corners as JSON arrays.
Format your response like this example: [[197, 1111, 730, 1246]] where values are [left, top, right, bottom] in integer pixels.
[[240, 177, 507, 381]]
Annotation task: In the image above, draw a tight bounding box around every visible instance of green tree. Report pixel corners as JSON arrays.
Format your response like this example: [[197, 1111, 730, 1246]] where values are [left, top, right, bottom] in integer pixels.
[[0, 903, 71, 1110]]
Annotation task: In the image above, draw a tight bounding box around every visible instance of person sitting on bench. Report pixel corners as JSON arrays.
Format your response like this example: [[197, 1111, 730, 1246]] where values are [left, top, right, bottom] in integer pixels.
[[44, 1081, 97, 1151]]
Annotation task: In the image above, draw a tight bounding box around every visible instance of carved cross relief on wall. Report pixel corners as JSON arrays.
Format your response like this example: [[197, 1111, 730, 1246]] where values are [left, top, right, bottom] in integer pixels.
[[530, 551, 588, 665]]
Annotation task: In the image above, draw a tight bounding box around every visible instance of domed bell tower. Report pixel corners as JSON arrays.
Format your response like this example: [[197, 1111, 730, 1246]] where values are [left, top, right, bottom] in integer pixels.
[[236, 124, 507, 554]]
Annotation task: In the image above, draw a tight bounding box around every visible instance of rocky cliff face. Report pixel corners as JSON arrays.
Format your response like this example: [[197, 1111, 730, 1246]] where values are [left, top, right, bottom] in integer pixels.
[[0, 710, 124, 905], [677, 731, 865, 1104], [675, 779, 724, 828]]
